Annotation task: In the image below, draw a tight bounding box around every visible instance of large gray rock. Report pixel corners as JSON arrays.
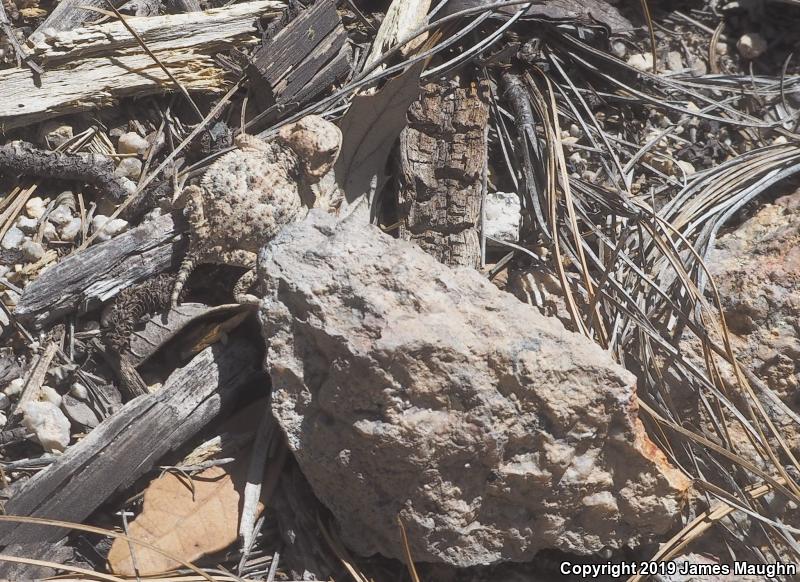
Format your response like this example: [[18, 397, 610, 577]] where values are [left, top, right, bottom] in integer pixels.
[[258, 211, 689, 567]]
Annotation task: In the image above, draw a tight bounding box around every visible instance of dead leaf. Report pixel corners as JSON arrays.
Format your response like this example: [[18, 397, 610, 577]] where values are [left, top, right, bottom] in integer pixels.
[[107, 464, 253, 576], [107, 400, 280, 576], [334, 61, 424, 210]]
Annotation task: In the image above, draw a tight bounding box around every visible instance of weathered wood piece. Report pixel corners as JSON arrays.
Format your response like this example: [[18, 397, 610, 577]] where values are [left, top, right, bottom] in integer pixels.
[[0, 141, 132, 201], [15, 212, 186, 330], [397, 77, 490, 268], [363, 0, 431, 70], [0, 1, 284, 129], [28, 0, 281, 43], [0, 337, 259, 579], [245, 0, 351, 119]]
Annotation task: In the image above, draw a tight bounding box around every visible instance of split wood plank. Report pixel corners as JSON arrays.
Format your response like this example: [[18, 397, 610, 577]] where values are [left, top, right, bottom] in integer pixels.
[[0, 336, 260, 579], [0, 1, 284, 130], [246, 0, 351, 119], [15, 212, 186, 330]]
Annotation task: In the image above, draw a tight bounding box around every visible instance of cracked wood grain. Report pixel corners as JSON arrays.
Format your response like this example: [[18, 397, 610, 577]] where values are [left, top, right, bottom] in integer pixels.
[[15, 212, 186, 330], [397, 76, 490, 268], [0, 1, 284, 129]]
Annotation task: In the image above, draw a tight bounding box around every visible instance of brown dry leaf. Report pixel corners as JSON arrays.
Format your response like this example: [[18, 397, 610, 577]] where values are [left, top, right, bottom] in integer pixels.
[[107, 462, 259, 576], [107, 400, 281, 575]]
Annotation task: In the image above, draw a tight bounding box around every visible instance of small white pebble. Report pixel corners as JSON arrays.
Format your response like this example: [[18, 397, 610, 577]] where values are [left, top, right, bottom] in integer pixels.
[[59, 217, 83, 242], [1, 289, 20, 308], [1, 226, 24, 250], [16, 215, 38, 234], [716, 42, 729, 56], [627, 52, 653, 72], [667, 51, 683, 72], [737, 33, 767, 60], [115, 157, 143, 180], [20, 240, 45, 262], [48, 204, 74, 227], [773, 136, 788, 145], [69, 382, 88, 400], [25, 197, 46, 219], [42, 222, 58, 241], [611, 41, 626, 59], [40, 385, 62, 407], [569, 124, 581, 138], [117, 132, 149, 156], [690, 58, 707, 77], [91, 215, 129, 242], [21, 400, 71, 453], [5, 377, 24, 396]]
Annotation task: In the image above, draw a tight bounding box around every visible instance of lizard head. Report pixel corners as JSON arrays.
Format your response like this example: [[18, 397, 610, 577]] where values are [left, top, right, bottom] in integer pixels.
[[277, 115, 342, 182]]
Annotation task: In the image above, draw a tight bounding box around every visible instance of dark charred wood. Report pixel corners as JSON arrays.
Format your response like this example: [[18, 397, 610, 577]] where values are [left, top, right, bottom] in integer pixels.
[[245, 0, 351, 123], [0, 141, 132, 202]]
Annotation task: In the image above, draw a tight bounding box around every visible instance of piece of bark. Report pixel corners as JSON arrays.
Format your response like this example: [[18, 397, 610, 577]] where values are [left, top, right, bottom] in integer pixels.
[[397, 76, 490, 268], [0, 141, 132, 201], [1, 1, 284, 129], [245, 0, 351, 119], [15, 212, 186, 330], [0, 336, 259, 579]]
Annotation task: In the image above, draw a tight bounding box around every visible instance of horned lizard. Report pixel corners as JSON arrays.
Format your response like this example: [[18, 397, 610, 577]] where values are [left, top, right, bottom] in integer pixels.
[[171, 115, 342, 304]]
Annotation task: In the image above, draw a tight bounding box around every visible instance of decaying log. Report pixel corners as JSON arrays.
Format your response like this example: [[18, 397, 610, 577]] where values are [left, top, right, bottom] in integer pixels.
[[0, 336, 260, 579], [0, 1, 284, 130], [245, 0, 351, 120], [397, 77, 490, 268], [15, 212, 186, 330]]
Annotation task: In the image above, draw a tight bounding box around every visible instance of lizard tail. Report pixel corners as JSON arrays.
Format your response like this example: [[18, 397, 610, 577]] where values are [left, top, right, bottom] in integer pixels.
[[171, 253, 197, 306]]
